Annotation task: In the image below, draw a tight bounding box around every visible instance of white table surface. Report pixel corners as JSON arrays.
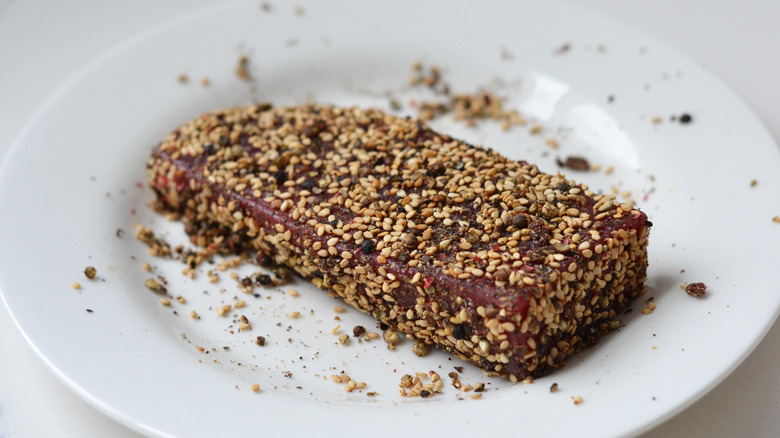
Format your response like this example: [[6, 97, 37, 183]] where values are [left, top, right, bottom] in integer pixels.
[[1, 1, 778, 436]]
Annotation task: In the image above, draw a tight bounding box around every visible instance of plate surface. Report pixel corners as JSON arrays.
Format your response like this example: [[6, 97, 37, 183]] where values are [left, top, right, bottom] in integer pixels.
[[1, 1, 779, 437]]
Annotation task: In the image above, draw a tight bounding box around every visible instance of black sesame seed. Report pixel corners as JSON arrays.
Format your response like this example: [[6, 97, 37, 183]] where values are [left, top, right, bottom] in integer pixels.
[[512, 213, 529, 229], [255, 274, 273, 286], [452, 324, 468, 340], [360, 240, 375, 254], [679, 113, 693, 124], [273, 170, 288, 184]]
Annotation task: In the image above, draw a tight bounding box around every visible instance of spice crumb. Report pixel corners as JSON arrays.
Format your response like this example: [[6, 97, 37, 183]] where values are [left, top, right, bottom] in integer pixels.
[[556, 156, 590, 171], [750, 179, 758, 187], [200, 77, 210, 87], [236, 55, 251, 81], [353, 325, 366, 337], [550, 382, 559, 393], [251, 384, 260, 392], [572, 395, 584, 405], [177, 74, 188, 83], [772, 216, 780, 223], [682, 282, 707, 297]]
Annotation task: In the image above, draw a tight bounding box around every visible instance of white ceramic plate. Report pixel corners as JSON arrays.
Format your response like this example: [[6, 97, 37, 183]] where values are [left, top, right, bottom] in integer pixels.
[[1, 1, 779, 437]]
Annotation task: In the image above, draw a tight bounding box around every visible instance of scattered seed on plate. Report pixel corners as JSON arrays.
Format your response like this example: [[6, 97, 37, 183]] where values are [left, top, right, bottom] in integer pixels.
[[190, 310, 199, 319], [84, 266, 97, 279], [251, 384, 260, 392], [333, 306, 345, 313], [72, 282, 81, 290], [572, 395, 584, 405], [289, 311, 300, 319], [287, 289, 299, 297], [160, 297, 171, 307]]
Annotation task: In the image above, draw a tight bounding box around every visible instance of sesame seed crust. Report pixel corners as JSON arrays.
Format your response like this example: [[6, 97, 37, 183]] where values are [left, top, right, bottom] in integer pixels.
[[147, 103, 650, 379]]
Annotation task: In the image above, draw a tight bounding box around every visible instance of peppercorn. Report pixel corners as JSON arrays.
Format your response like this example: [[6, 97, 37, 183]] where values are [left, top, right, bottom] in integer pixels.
[[413, 341, 429, 357], [383, 328, 401, 345], [84, 266, 97, 279]]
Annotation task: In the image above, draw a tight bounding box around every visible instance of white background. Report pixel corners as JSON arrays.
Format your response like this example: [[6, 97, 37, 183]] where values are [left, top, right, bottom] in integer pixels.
[[0, 1, 778, 436]]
